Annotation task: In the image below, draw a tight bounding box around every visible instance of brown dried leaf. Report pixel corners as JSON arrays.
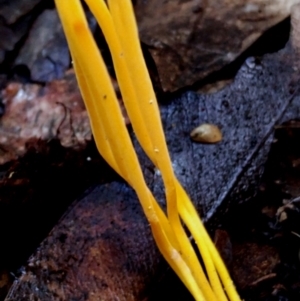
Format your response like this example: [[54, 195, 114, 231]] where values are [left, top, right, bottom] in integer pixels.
[[136, 0, 300, 91]]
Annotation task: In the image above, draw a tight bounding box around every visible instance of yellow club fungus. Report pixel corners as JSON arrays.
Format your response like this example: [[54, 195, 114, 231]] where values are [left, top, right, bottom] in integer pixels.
[[54, 1, 241, 300]]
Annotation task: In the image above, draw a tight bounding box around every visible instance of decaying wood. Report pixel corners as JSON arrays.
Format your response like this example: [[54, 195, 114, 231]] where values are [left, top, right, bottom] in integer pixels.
[[135, 0, 300, 91], [0, 71, 125, 164], [0, 70, 90, 164], [5, 4, 300, 301], [6, 184, 160, 301]]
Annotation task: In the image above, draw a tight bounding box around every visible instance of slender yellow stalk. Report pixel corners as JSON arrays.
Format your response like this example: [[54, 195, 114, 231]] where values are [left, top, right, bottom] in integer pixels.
[[83, 0, 181, 244], [107, 0, 181, 244], [55, 0, 167, 239], [86, 1, 225, 299], [103, 2, 230, 299], [54, 0, 241, 300], [82, 3, 214, 297], [176, 182, 229, 301], [55, 0, 203, 298]]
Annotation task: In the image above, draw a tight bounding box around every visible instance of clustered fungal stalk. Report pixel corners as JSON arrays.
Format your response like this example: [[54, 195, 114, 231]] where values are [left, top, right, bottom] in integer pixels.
[[54, 1, 241, 300]]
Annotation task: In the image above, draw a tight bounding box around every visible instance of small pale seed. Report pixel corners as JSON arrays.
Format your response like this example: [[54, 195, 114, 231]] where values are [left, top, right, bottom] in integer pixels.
[[190, 123, 222, 144]]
